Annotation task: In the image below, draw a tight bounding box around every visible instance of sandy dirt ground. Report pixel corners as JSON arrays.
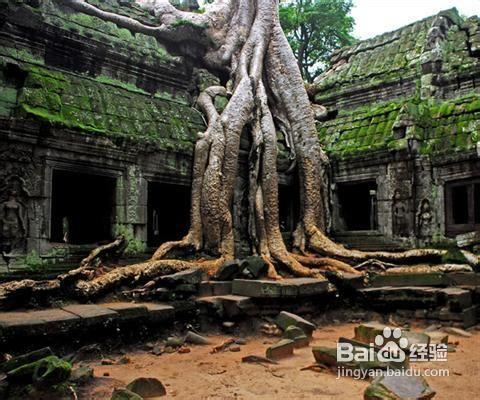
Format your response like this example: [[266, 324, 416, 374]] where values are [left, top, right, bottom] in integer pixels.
[[81, 323, 480, 400]]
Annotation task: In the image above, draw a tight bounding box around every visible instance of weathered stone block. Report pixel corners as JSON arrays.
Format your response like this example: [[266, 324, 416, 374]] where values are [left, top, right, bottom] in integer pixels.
[[447, 272, 480, 286], [111, 388, 143, 400], [197, 295, 258, 318], [266, 339, 295, 359], [198, 281, 232, 297], [0, 309, 80, 340], [126, 377, 166, 397], [61, 304, 118, 327], [101, 302, 149, 321], [0, 348, 53, 373], [369, 273, 447, 287], [213, 261, 241, 281], [241, 256, 268, 279], [232, 278, 328, 298], [424, 331, 448, 344], [354, 322, 390, 344], [140, 303, 175, 323], [283, 326, 309, 348], [157, 268, 204, 287], [275, 311, 316, 337], [364, 374, 435, 400]]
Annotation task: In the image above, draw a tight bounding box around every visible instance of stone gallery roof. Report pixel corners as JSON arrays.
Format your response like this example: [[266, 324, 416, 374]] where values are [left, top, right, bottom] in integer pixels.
[[314, 8, 480, 159], [0, 0, 204, 152]]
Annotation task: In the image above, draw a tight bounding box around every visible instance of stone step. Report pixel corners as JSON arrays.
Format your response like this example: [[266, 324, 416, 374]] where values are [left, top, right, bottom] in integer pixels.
[[231, 278, 330, 298], [198, 281, 232, 297], [359, 286, 472, 308], [358, 286, 476, 327], [0, 302, 175, 345], [368, 272, 480, 288], [196, 295, 258, 318]]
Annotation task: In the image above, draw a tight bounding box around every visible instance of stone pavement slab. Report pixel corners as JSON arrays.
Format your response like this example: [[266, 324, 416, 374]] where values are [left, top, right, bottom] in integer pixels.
[[61, 304, 118, 327], [0, 308, 80, 339], [232, 278, 329, 298]]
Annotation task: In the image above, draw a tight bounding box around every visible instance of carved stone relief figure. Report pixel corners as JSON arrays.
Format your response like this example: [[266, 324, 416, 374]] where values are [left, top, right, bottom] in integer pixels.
[[0, 190, 27, 250], [417, 198, 433, 240], [392, 189, 409, 237]]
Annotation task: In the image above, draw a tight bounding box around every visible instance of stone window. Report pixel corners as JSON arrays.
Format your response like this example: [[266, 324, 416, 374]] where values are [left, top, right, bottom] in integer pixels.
[[445, 177, 480, 236], [337, 181, 378, 231], [50, 170, 115, 244], [147, 182, 190, 247]]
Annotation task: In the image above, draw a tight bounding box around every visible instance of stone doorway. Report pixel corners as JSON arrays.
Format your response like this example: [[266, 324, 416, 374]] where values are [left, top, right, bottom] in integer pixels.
[[50, 170, 116, 244], [147, 182, 190, 247], [337, 181, 377, 231]]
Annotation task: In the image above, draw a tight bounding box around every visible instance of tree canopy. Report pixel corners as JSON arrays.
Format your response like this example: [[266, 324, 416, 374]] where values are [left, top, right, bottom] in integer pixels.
[[280, 0, 355, 82]]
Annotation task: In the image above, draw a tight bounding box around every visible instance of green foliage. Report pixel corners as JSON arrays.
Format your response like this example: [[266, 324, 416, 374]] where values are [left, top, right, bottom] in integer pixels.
[[114, 224, 146, 256], [22, 250, 46, 271], [279, 0, 355, 82]]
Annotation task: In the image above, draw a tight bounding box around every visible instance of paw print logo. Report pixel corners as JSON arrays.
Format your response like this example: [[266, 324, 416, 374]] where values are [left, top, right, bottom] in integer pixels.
[[375, 327, 409, 363]]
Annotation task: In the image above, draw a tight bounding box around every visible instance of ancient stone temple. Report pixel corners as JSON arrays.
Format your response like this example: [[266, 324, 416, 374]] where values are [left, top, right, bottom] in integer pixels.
[[312, 8, 480, 251], [0, 2, 479, 269], [0, 0, 206, 265]]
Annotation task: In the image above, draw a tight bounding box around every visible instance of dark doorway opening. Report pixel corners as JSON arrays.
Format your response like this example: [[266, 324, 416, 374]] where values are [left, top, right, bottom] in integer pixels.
[[278, 182, 300, 234], [337, 181, 377, 231], [51, 170, 115, 244], [445, 177, 480, 236], [148, 182, 190, 247]]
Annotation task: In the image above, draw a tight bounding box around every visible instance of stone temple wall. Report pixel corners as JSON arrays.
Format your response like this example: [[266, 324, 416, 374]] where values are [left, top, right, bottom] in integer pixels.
[[313, 8, 480, 251], [0, 0, 206, 267]]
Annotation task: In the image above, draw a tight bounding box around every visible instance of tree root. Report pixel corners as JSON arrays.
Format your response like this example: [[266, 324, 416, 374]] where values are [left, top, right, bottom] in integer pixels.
[[80, 236, 127, 267], [291, 253, 362, 275], [308, 227, 448, 265], [73, 257, 227, 299]]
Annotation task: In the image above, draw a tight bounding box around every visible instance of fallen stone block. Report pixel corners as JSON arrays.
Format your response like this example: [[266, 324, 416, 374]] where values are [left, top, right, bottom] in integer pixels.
[[312, 346, 338, 367], [157, 268, 204, 287], [214, 261, 242, 281], [402, 331, 430, 347], [266, 339, 295, 359], [354, 322, 392, 344], [0, 347, 53, 373], [111, 388, 143, 400], [275, 311, 316, 337], [126, 377, 166, 397], [364, 374, 435, 400], [240, 256, 269, 279], [185, 331, 211, 345], [283, 326, 309, 348], [70, 366, 94, 384], [424, 331, 448, 345], [197, 295, 258, 318], [313, 346, 408, 371], [442, 326, 472, 338], [7, 355, 71, 386]]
